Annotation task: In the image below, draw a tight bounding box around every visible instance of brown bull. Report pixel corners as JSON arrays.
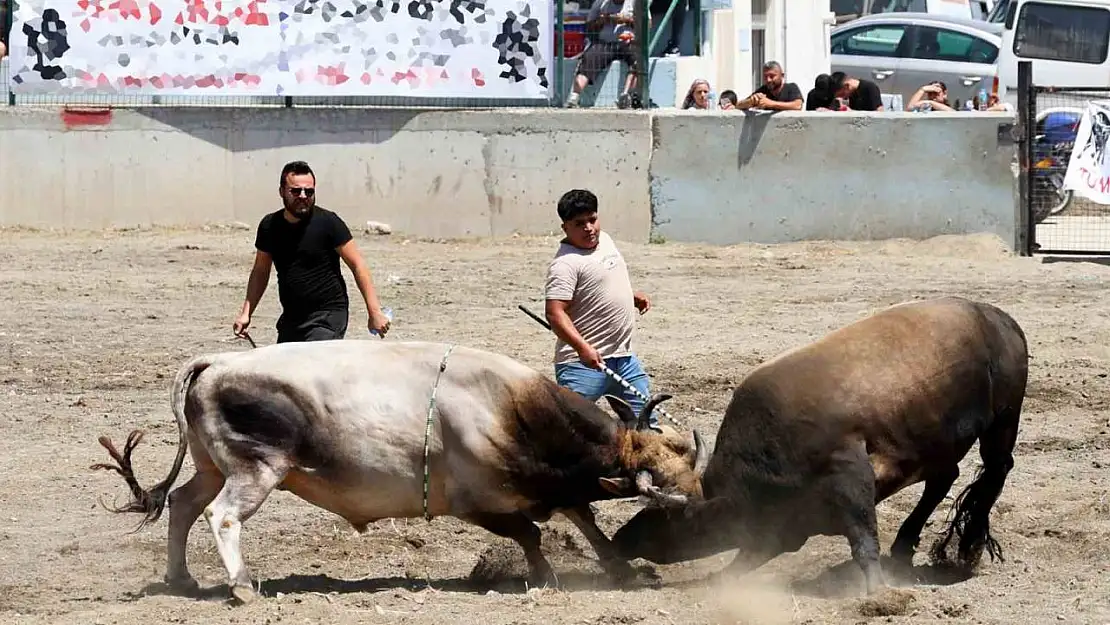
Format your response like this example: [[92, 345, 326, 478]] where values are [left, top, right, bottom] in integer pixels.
[[611, 296, 1028, 594]]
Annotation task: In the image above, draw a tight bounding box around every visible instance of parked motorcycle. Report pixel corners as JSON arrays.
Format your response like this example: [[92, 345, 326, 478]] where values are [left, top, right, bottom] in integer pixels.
[[1031, 108, 1082, 225]]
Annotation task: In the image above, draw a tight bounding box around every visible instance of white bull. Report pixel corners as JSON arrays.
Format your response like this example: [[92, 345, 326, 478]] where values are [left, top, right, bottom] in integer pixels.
[[92, 339, 708, 603]]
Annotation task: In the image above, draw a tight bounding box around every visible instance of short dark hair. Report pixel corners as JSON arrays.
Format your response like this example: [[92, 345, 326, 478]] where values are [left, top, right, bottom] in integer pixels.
[[829, 71, 847, 92], [280, 160, 315, 187], [762, 60, 783, 73], [557, 189, 598, 222], [720, 90, 738, 105]]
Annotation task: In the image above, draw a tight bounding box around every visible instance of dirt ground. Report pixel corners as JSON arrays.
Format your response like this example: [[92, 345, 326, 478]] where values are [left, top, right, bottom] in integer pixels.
[[1, 226, 1108, 625]]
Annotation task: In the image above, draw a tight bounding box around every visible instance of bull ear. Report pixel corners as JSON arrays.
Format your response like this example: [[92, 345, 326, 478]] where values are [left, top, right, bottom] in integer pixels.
[[604, 395, 638, 427], [599, 476, 635, 496]]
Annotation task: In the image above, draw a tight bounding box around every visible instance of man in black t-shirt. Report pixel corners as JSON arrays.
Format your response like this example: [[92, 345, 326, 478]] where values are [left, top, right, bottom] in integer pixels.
[[829, 71, 884, 111], [734, 61, 804, 112], [233, 160, 392, 343]]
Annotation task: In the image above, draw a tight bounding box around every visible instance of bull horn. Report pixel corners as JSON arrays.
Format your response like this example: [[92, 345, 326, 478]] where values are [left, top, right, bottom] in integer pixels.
[[637, 393, 673, 431], [692, 429, 709, 479], [634, 470, 689, 507]]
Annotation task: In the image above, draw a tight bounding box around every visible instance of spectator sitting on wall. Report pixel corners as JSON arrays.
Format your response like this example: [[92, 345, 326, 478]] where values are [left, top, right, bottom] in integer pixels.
[[733, 61, 803, 112], [829, 71, 884, 111], [682, 79, 712, 110], [905, 81, 955, 112], [806, 73, 836, 111], [718, 90, 739, 110], [565, 0, 641, 109], [972, 92, 1014, 112]]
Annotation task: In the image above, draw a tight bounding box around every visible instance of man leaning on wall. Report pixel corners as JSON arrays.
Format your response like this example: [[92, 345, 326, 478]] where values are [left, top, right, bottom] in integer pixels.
[[732, 61, 803, 112]]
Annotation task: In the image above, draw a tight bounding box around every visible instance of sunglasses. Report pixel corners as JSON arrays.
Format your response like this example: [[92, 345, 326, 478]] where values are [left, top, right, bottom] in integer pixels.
[[287, 187, 315, 197]]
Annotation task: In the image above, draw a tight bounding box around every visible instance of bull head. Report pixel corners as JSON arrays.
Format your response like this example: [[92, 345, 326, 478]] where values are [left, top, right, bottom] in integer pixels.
[[600, 393, 710, 507]]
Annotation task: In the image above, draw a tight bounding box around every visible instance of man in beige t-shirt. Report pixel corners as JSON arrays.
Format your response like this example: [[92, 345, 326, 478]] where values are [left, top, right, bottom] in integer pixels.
[[544, 189, 658, 429]]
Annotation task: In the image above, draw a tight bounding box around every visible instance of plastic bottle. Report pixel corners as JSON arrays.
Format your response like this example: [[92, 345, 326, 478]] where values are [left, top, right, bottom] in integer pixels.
[[977, 88, 988, 111], [370, 306, 393, 336]]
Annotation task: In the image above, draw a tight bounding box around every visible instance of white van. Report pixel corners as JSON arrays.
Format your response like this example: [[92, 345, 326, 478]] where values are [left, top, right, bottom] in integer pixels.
[[833, 0, 992, 23], [991, 0, 1110, 102]]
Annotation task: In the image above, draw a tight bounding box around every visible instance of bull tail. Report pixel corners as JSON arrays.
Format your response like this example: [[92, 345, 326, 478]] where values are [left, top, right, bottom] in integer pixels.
[[90, 354, 216, 532], [930, 363, 1022, 569]]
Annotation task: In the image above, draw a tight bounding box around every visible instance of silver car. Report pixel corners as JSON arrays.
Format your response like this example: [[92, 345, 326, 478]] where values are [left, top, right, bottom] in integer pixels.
[[830, 12, 1003, 109]]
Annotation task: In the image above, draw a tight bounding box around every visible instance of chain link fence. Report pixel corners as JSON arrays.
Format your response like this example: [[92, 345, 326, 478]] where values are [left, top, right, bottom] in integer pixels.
[[1, 0, 677, 109], [1025, 85, 1110, 255]]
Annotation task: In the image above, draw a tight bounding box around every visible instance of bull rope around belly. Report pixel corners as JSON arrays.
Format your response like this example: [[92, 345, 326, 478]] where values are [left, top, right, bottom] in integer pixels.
[[422, 344, 456, 520], [234, 330, 455, 522]]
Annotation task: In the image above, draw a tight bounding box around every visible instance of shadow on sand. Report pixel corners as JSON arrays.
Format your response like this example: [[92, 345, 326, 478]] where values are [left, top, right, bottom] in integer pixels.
[[122, 565, 662, 603], [788, 555, 976, 598], [1040, 255, 1110, 266]]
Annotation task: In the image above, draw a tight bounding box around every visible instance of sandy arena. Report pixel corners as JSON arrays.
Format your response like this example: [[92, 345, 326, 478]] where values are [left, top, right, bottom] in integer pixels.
[[1, 226, 1108, 625]]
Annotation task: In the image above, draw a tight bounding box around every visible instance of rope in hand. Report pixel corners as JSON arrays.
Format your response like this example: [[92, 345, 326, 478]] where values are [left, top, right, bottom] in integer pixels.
[[422, 344, 455, 521], [237, 331, 258, 349]]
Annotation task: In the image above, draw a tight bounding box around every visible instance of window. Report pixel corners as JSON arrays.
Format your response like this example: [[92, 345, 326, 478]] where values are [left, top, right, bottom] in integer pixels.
[[831, 25, 907, 57], [871, 0, 927, 12], [987, 0, 1012, 23], [908, 26, 999, 64], [832, 0, 868, 21], [1015, 2, 1110, 64]]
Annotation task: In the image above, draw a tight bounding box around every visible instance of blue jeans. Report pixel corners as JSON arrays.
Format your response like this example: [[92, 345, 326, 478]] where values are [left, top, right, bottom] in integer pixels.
[[555, 354, 656, 429]]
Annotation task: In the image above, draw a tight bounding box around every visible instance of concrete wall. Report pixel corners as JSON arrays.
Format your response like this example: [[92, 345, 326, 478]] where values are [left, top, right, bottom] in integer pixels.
[[0, 107, 654, 241], [0, 106, 1019, 250], [650, 110, 1019, 247]]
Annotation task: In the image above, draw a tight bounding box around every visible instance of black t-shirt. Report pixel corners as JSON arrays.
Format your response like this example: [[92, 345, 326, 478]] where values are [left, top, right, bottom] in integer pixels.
[[849, 79, 883, 111], [755, 81, 803, 104], [806, 88, 834, 110], [255, 206, 354, 319]]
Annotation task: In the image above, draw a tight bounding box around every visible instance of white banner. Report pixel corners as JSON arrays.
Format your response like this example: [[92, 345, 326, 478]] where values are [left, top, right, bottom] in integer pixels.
[[9, 0, 553, 98], [1062, 100, 1110, 204]]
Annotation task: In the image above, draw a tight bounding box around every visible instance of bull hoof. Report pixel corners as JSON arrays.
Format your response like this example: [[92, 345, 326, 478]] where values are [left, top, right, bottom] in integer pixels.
[[889, 538, 917, 567], [527, 565, 560, 590], [602, 559, 637, 584], [229, 583, 259, 605], [164, 573, 200, 595]]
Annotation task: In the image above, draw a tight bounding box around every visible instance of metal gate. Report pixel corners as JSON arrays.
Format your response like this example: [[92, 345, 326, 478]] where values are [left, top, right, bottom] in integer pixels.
[[1018, 61, 1110, 256]]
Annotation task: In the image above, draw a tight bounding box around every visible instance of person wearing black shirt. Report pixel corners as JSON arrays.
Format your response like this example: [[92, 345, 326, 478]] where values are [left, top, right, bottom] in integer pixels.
[[233, 160, 392, 343], [806, 73, 836, 111], [734, 61, 804, 112], [829, 71, 885, 111]]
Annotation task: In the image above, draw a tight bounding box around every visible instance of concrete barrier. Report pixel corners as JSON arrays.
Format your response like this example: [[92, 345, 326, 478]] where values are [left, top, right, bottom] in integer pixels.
[[0, 107, 654, 241], [0, 106, 1020, 250], [650, 110, 1019, 248]]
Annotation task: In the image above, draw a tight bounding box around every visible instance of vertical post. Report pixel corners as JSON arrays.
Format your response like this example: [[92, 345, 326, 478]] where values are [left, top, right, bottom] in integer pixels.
[[1016, 60, 1033, 256], [635, 0, 649, 107], [692, 0, 702, 56], [6, 2, 14, 106], [555, 0, 565, 106], [284, 96, 293, 108]]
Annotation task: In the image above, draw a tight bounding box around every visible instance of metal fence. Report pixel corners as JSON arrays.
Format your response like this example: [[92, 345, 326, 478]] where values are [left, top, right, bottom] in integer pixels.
[[1017, 61, 1110, 256], [1, 0, 694, 109]]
